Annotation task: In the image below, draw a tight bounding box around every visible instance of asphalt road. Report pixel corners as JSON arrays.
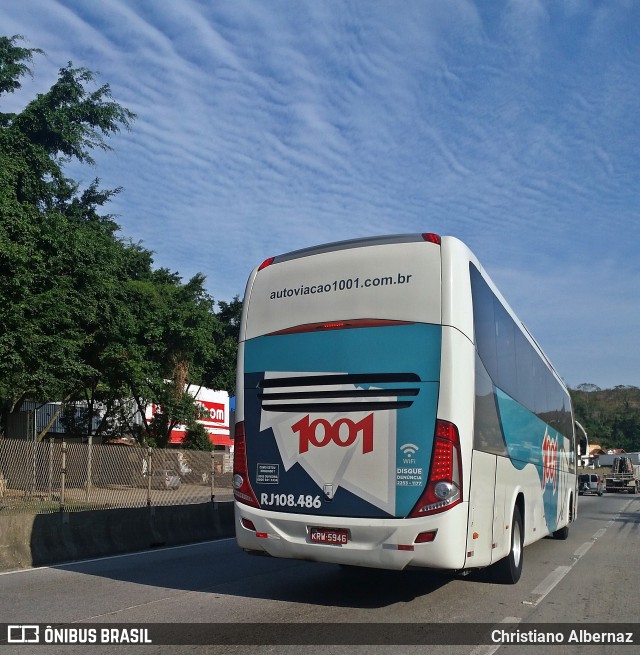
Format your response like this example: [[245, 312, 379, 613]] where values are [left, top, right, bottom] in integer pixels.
[[1, 493, 638, 655]]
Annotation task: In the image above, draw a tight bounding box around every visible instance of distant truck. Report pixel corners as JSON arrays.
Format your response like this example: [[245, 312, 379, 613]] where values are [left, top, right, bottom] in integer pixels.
[[604, 456, 640, 494]]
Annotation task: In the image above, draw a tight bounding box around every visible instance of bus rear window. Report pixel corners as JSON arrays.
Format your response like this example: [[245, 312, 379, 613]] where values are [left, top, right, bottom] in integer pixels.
[[244, 241, 442, 339]]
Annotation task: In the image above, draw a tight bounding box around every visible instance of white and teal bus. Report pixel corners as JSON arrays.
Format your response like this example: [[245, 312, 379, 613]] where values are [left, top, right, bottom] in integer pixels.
[[233, 233, 577, 584]]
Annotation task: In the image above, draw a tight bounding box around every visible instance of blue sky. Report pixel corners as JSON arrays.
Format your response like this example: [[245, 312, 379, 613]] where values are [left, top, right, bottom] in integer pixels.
[[2, 0, 639, 390]]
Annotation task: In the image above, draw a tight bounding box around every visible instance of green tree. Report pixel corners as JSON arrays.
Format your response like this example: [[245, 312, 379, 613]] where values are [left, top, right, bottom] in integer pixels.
[[124, 269, 220, 447], [570, 385, 640, 453], [183, 420, 214, 451], [0, 35, 135, 431], [0, 34, 42, 96], [205, 295, 243, 394], [1, 35, 235, 447]]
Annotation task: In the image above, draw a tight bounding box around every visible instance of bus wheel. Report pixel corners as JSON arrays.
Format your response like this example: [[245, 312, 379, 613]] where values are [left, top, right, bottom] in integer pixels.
[[490, 507, 523, 584]]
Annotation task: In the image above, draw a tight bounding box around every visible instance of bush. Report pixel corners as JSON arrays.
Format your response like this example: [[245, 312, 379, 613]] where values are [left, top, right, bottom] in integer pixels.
[[182, 422, 214, 451]]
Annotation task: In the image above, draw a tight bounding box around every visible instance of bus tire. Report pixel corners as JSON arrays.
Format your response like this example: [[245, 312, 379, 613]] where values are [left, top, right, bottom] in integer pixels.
[[490, 506, 523, 584]]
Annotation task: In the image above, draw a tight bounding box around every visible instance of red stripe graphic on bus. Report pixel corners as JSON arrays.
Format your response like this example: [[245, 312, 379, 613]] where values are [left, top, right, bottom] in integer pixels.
[[541, 429, 558, 492]]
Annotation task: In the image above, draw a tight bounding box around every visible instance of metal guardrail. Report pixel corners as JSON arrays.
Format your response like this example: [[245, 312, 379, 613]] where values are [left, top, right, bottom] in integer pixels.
[[0, 438, 233, 514]]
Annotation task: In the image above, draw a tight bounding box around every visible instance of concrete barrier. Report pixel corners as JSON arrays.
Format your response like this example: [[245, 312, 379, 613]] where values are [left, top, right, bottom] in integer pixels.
[[0, 501, 235, 571]]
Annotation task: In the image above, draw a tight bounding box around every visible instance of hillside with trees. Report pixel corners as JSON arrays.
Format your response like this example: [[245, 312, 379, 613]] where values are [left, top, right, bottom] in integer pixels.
[[570, 384, 640, 453], [0, 35, 239, 447]]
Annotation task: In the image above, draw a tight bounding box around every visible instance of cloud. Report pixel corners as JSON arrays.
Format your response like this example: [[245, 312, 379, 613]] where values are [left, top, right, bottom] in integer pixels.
[[3, 0, 640, 387]]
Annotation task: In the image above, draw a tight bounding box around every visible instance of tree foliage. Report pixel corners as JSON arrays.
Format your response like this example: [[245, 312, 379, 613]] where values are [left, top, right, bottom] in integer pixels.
[[204, 295, 242, 393], [0, 36, 238, 449], [0, 35, 42, 98], [183, 420, 215, 452], [570, 385, 640, 452]]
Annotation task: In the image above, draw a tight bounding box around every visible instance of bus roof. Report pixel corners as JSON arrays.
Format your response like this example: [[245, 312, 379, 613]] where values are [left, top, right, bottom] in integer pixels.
[[263, 233, 440, 266]]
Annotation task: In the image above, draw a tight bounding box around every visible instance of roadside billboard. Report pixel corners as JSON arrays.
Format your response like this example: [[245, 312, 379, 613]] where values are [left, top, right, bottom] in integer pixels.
[[146, 386, 232, 447]]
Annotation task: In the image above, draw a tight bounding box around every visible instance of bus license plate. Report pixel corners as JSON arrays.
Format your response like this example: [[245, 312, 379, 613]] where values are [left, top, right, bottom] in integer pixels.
[[309, 527, 349, 545]]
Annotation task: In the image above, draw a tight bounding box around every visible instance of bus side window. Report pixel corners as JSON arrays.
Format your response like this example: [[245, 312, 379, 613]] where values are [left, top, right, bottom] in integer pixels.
[[474, 354, 507, 456]]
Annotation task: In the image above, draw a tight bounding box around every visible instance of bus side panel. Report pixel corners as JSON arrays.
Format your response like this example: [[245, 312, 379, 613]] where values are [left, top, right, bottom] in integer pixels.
[[491, 457, 519, 561], [496, 391, 573, 536], [492, 455, 540, 558], [438, 326, 475, 507], [491, 462, 507, 564], [465, 450, 497, 567]]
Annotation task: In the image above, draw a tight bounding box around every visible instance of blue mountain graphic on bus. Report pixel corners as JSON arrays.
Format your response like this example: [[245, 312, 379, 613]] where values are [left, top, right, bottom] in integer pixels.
[[495, 389, 566, 533], [243, 323, 441, 518]]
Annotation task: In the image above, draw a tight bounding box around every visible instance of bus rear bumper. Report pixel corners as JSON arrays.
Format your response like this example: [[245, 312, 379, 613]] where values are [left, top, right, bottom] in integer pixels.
[[234, 502, 469, 571]]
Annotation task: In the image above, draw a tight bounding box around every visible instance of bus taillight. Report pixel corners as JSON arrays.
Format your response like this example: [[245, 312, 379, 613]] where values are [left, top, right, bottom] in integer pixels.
[[232, 421, 261, 508], [408, 419, 462, 517]]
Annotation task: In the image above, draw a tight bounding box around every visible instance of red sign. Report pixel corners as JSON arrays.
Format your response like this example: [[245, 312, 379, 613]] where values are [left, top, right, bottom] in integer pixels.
[[197, 401, 226, 426], [293, 414, 374, 454], [147, 388, 231, 447]]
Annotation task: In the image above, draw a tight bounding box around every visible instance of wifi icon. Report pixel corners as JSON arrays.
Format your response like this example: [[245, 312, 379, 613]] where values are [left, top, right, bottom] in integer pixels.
[[400, 443, 419, 457]]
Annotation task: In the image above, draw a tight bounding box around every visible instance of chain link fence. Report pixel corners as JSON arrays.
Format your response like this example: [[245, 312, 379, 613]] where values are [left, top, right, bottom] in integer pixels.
[[0, 439, 234, 514]]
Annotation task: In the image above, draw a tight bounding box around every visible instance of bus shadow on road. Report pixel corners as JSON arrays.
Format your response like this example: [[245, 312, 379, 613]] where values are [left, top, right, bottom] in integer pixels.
[[225, 560, 455, 608], [46, 540, 455, 609]]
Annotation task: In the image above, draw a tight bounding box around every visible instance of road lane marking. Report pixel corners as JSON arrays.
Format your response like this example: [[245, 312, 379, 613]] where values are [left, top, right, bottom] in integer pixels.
[[573, 541, 593, 559], [530, 565, 572, 602], [470, 497, 638, 654], [532, 520, 617, 605]]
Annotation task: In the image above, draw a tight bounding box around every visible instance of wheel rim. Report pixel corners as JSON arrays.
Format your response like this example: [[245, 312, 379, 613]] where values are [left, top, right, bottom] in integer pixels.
[[512, 521, 522, 568]]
